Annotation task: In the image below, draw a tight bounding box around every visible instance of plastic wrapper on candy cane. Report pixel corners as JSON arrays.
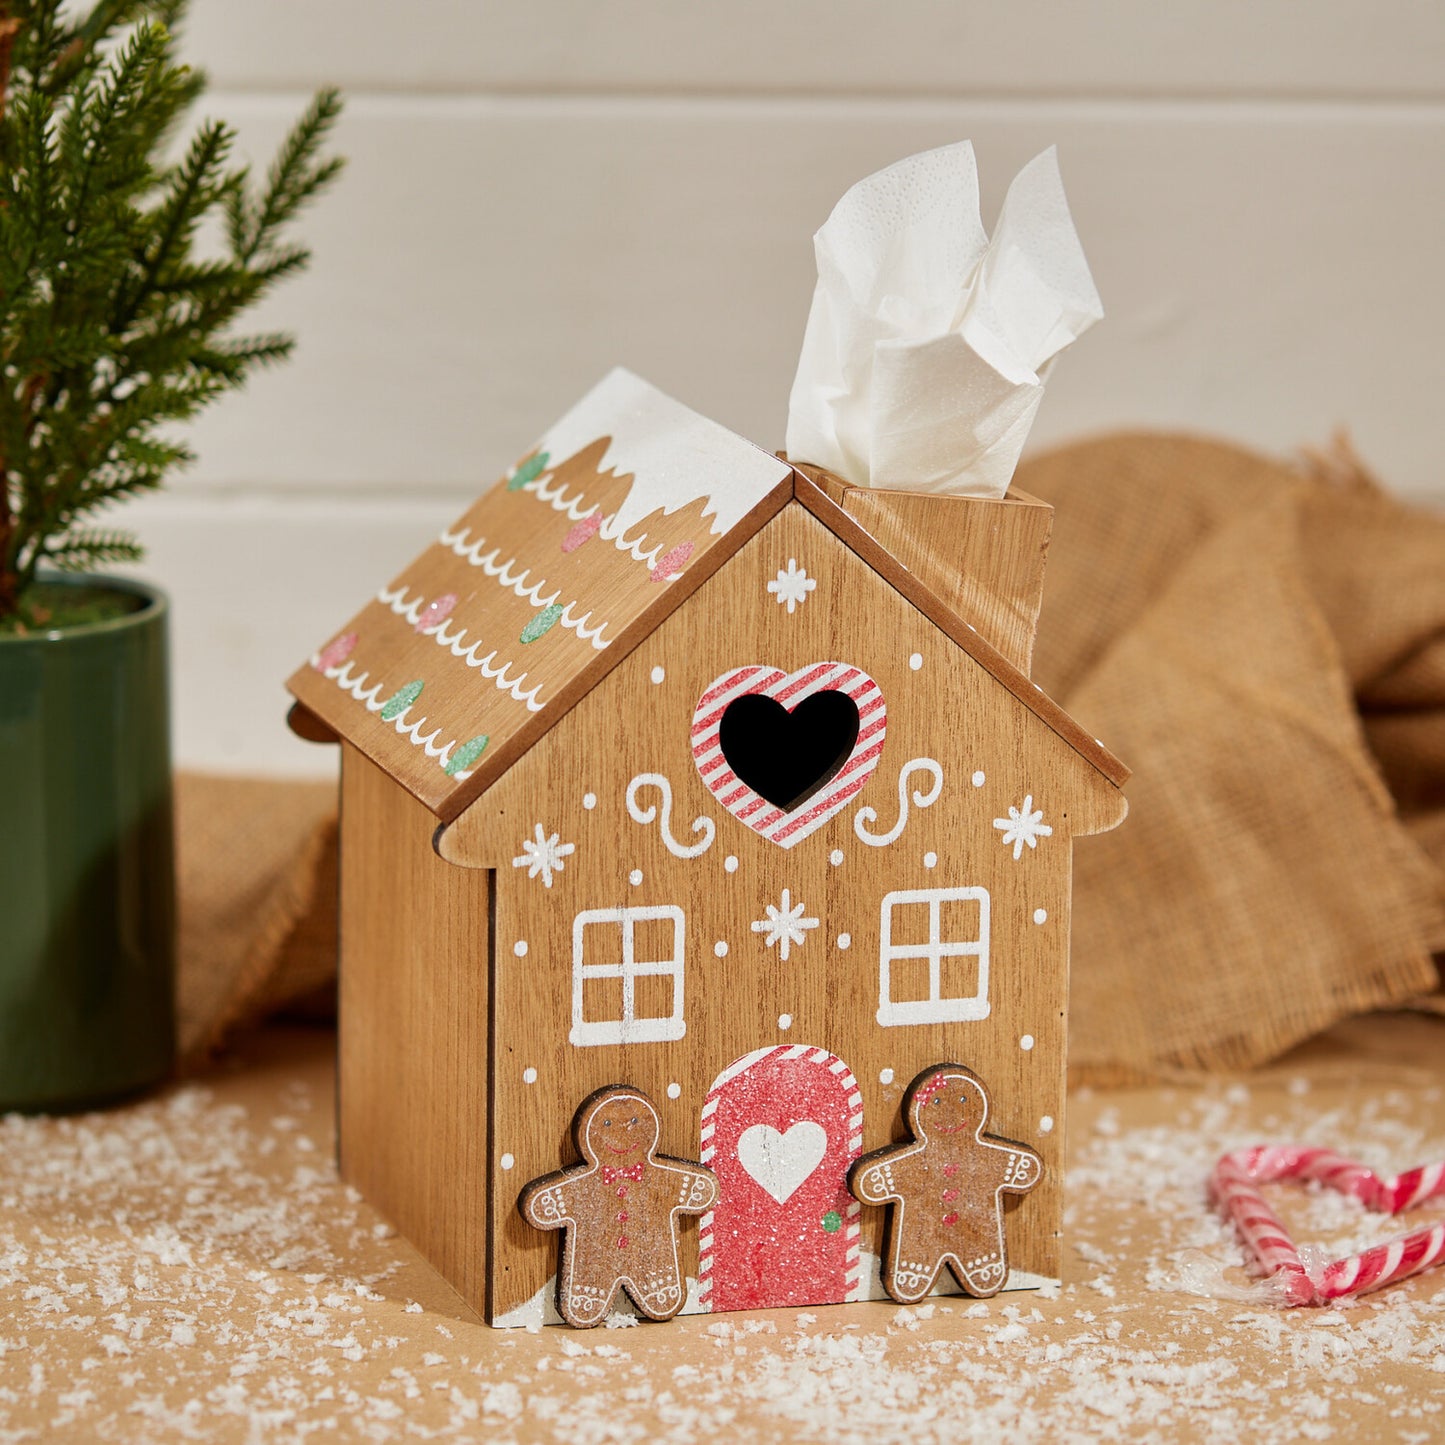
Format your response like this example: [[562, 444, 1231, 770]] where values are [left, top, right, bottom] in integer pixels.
[[1210, 1145, 1445, 1306]]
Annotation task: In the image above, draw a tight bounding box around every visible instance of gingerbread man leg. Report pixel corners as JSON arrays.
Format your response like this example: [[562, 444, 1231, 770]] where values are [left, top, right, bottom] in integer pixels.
[[630, 1263, 686, 1320], [559, 1271, 617, 1327], [949, 1235, 1008, 1297], [882, 1244, 942, 1305]]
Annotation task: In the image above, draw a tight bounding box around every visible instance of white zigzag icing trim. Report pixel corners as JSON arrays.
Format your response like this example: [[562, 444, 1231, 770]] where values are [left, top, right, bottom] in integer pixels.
[[518, 475, 668, 570], [430, 536, 612, 649], [311, 657, 484, 778], [433, 622, 547, 712], [373, 585, 547, 711], [530, 471, 597, 524]]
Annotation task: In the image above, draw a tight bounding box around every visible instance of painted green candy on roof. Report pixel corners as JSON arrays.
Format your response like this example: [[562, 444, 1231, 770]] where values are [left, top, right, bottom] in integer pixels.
[[380, 680, 423, 721], [520, 604, 564, 644]]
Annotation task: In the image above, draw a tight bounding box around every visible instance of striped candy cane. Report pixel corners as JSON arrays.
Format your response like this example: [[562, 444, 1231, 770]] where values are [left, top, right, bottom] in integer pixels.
[[1210, 1145, 1445, 1306]]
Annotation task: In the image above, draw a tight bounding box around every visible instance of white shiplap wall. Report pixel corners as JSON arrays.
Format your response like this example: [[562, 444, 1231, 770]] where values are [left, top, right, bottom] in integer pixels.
[[130, 2, 1445, 775]]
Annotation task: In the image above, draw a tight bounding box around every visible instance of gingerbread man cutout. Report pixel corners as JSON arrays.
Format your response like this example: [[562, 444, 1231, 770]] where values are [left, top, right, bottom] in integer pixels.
[[518, 1085, 718, 1328], [850, 1064, 1041, 1303]]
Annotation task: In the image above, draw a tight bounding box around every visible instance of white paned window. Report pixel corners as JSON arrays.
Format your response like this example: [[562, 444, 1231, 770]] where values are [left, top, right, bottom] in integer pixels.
[[569, 905, 686, 1047], [876, 887, 991, 1027]]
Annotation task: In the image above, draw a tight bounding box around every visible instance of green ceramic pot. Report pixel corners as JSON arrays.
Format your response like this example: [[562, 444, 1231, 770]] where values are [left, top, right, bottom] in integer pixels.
[[0, 575, 175, 1111]]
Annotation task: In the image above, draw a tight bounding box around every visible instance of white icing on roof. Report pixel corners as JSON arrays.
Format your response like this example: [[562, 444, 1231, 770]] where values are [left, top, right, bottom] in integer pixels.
[[536, 368, 786, 540]]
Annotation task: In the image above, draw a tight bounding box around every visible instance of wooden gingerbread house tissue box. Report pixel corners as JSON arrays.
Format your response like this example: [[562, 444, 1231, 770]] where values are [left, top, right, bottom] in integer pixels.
[[286, 367, 1128, 1328]]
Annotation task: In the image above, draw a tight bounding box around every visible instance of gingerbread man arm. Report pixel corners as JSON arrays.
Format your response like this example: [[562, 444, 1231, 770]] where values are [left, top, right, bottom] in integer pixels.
[[660, 1159, 718, 1214], [995, 1143, 1042, 1194], [850, 1142, 924, 1205], [519, 1172, 579, 1232]]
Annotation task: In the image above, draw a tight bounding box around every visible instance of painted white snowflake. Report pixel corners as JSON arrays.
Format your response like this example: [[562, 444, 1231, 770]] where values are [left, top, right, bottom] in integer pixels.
[[512, 823, 576, 888], [766, 558, 817, 615], [993, 795, 1053, 861], [750, 888, 819, 961]]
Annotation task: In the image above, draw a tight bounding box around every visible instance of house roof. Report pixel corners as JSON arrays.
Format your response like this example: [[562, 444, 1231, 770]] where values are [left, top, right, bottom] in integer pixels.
[[287, 369, 1127, 824]]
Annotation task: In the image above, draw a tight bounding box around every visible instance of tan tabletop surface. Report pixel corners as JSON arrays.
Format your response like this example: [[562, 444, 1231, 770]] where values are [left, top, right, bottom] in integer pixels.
[[3, 1014, 1443, 1444]]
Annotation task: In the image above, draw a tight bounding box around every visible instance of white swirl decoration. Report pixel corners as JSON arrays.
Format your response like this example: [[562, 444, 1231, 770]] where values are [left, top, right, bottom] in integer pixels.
[[854, 758, 945, 847], [625, 773, 716, 859]]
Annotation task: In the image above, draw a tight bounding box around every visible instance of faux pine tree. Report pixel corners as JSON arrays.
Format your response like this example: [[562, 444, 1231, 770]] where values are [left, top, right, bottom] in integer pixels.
[[0, 0, 342, 630]]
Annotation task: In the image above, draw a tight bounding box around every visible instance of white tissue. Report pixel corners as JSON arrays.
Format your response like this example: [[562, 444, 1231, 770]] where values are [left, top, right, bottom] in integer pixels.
[[785, 142, 1102, 498]]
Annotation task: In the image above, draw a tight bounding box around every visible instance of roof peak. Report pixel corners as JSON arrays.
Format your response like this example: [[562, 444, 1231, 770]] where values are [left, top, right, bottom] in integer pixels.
[[286, 371, 1125, 823]]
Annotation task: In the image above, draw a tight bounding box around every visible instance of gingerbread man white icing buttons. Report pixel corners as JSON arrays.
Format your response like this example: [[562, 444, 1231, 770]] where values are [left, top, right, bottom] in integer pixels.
[[518, 1085, 718, 1327], [849, 1063, 1041, 1303]]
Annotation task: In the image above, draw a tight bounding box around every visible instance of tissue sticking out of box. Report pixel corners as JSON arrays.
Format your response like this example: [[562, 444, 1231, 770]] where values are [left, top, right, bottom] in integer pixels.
[[785, 142, 1102, 499]]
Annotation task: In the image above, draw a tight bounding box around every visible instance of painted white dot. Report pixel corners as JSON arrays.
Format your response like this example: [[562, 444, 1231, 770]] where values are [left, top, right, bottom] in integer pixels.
[[500, 1153, 515, 1171], [513, 940, 528, 957], [1039, 1116, 1055, 1134], [582, 792, 597, 810], [837, 933, 852, 950], [908, 652, 923, 671], [829, 849, 844, 867], [1020, 1034, 1035, 1051], [1033, 908, 1048, 925], [923, 851, 938, 869], [667, 1083, 681, 1100], [724, 855, 739, 873], [650, 665, 665, 684], [522, 1067, 537, 1085], [879, 1068, 895, 1086], [972, 770, 986, 788], [629, 869, 643, 886], [778, 1014, 793, 1031], [714, 940, 728, 958]]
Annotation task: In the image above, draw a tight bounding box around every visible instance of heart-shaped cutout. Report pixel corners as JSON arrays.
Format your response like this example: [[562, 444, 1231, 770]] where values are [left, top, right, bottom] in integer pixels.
[[1212, 1145, 1445, 1305], [736, 1122, 828, 1204], [691, 663, 886, 849], [718, 690, 860, 811]]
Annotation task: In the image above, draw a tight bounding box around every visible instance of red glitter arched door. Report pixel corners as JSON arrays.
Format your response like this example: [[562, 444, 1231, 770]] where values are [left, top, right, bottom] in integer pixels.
[[698, 1045, 863, 1311]]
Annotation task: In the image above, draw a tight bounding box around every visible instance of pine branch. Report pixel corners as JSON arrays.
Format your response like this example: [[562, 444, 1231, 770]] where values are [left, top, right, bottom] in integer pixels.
[[109, 114, 232, 334], [233, 86, 343, 264], [42, 524, 142, 570], [0, 0, 345, 620]]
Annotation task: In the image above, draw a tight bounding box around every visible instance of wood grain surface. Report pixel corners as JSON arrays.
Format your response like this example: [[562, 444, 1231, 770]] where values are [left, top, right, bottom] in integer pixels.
[[336, 743, 494, 1312]]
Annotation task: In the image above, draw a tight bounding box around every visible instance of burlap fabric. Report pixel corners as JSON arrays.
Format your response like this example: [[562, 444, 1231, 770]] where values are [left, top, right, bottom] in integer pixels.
[[176, 433, 1445, 1078], [1019, 434, 1445, 1080], [176, 773, 337, 1065]]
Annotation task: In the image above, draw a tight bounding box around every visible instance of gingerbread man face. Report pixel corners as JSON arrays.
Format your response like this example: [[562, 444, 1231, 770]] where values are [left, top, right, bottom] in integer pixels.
[[579, 1091, 659, 1167], [909, 1070, 989, 1140]]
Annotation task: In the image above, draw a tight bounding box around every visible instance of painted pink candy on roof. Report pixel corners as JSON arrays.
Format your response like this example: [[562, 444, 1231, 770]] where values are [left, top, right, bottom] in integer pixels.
[[416, 594, 459, 633], [649, 541, 695, 582], [561, 511, 604, 553], [314, 632, 358, 672]]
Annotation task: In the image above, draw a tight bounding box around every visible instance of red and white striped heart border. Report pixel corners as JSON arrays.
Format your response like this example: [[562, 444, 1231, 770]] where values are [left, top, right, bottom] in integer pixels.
[[690, 663, 886, 850]]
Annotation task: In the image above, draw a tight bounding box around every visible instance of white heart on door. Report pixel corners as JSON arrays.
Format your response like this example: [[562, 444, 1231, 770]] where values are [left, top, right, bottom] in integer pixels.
[[736, 1121, 828, 1204]]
